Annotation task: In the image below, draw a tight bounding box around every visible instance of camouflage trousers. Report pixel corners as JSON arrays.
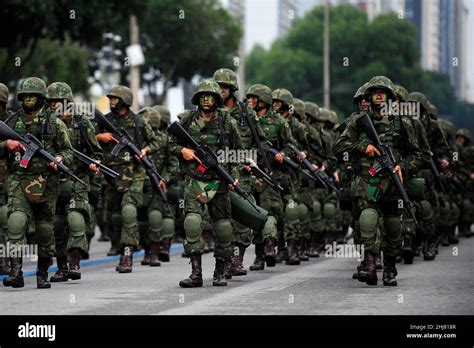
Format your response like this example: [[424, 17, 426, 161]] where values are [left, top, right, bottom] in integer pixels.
[[138, 182, 175, 248], [253, 180, 284, 244], [6, 173, 59, 258], [182, 178, 233, 261], [231, 174, 254, 249], [104, 178, 144, 250], [353, 176, 402, 257], [53, 176, 90, 257]]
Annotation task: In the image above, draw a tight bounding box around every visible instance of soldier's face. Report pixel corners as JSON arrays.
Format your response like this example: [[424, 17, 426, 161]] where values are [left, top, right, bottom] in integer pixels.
[[247, 96, 258, 109], [23, 95, 38, 108], [109, 97, 119, 109], [360, 99, 370, 111], [199, 94, 215, 111], [272, 100, 283, 112], [371, 90, 387, 107], [219, 85, 231, 100], [456, 137, 465, 146]]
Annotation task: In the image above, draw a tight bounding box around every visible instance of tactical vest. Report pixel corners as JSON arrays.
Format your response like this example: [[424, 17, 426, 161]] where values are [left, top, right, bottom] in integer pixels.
[[101, 111, 145, 167], [179, 109, 233, 181], [358, 114, 403, 177], [6, 110, 59, 174], [227, 104, 253, 149], [258, 109, 281, 149]]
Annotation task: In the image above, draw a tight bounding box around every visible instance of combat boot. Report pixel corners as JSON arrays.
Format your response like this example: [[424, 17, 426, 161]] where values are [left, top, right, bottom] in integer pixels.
[[423, 238, 436, 261], [3, 257, 24, 288], [231, 245, 247, 276], [0, 257, 10, 275], [285, 239, 300, 265], [358, 251, 377, 285], [141, 248, 151, 265], [149, 242, 161, 267], [352, 262, 362, 280], [36, 257, 52, 289], [249, 243, 265, 271], [441, 229, 450, 246], [50, 256, 69, 282], [306, 236, 319, 258], [213, 259, 228, 286], [98, 225, 110, 242], [374, 252, 383, 270], [107, 246, 119, 256], [382, 255, 398, 286], [117, 246, 134, 273], [179, 254, 203, 288], [297, 238, 309, 261], [223, 260, 233, 279], [401, 234, 414, 265], [448, 226, 459, 244], [263, 237, 276, 267], [116, 255, 123, 272], [275, 237, 286, 263], [158, 238, 172, 262], [68, 248, 82, 280]]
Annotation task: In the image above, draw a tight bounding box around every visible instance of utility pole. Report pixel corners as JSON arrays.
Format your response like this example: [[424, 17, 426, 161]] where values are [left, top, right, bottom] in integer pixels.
[[323, 0, 330, 109], [130, 15, 140, 112]]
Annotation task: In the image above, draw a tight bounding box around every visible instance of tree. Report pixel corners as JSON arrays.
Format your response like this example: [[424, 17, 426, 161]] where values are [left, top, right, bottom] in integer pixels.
[[133, 0, 242, 104]]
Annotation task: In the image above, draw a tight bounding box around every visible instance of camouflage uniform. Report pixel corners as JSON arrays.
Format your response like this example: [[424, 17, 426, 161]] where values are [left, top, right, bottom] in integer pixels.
[[0, 83, 11, 274], [170, 79, 243, 287], [97, 85, 160, 273], [455, 129, 474, 237], [245, 84, 296, 269], [334, 76, 422, 286], [214, 68, 263, 276], [0, 77, 73, 289], [47, 82, 104, 282], [273, 89, 309, 264]]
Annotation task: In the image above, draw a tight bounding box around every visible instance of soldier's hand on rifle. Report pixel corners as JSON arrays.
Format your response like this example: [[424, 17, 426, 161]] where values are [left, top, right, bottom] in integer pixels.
[[228, 178, 240, 191], [159, 180, 168, 192], [49, 156, 63, 172], [89, 161, 100, 175], [365, 144, 381, 157], [470, 173, 474, 180], [333, 171, 340, 183], [181, 147, 202, 163], [244, 165, 252, 173], [135, 148, 149, 162], [274, 152, 284, 164], [96, 132, 118, 143], [312, 163, 319, 171], [297, 151, 307, 163], [440, 159, 449, 169], [6, 140, 25, 153], [394, 165, 403, 183]]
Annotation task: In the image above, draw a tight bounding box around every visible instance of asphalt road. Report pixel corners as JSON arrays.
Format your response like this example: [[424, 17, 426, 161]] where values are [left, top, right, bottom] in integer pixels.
[[1, 232, 473, 315]]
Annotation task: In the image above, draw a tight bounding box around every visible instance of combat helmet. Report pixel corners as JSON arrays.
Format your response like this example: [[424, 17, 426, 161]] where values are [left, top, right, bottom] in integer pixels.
[[17, 77, 48, 101], [304, 101, 320, 121], [406, 92, 430, 113], [246, 84, 272, 105], [47, 82, 74, 102], [191, 79, 223, 106], [272, 88, 294, 107], [0, 83, 9, 104], [107, 85, 133, 107], [353, 82, 369, 104], [456, 128, 471, 144], [139, 106, 161, 129], [153, 105, 171, 125], [365, 75, 396, 100], [292, 98, 306, 121], [213, 68, 239, 91], [394, 85, 409, 102]]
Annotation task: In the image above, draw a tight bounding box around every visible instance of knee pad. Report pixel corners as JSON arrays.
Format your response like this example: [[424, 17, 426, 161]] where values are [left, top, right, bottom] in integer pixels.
[[297, 203, 309, 221], [312, 200, 322, 220], [36, 220, 54, 245], [67, 211, 86, 237], [184, 213, 202, 242], [162, 217, 175, 239], [419, 200, 433, 220], [148, 209, 163, 232], [285, 201, 299, 224], [439, 204, 450, 220], [214, 219, 233, 246], [8, 211, 29, 241], [262, 215, 277, 237], [359, 208, 378, 232], [122, 204, 137, 225], [384, 215, 402, 234], [111, 212, 122, 231], [323, 202, 336, 220]]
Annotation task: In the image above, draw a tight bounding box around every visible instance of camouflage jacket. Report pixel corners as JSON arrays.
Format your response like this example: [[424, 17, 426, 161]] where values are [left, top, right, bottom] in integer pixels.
[[60, 114, 104, 174], [97, 110, 160, 174], [307, 123, 337, 173], [333, 111, 421, 178], [0, 109, 73, 175], [151, 129, 180, 184], [170, 108, 243, 182]]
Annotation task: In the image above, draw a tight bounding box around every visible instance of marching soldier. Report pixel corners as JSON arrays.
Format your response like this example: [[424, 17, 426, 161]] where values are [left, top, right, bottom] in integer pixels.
[[1, 77, 74, 289]]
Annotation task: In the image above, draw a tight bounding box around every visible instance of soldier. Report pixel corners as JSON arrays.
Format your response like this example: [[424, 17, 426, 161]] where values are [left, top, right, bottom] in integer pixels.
[[1, 77, 74, 289], [45, 82, 103, 282], [96, 85, 161, 273], [213, 68, 261, 276], [0, 83, 11, 275], [170, 79, 243, 287], [455, 128, 474, 237], [272, 88, 309, 263], [246, 84, 297, 268], [334, 76, 421, 286]]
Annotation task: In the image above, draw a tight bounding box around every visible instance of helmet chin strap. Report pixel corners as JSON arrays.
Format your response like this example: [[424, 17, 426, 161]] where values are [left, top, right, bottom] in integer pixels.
[[111, 100, 127, 114]]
